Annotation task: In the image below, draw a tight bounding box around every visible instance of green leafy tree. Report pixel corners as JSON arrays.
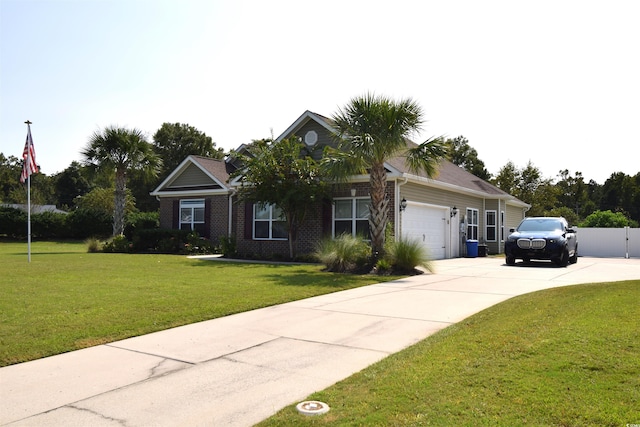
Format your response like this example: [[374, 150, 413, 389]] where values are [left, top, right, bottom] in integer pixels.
[[325, 93, 447, 261], [492, 161, 519, 195], [517, 161, 544, 203], [528, 180, 559, 217], [53, 161, 92, 208], [75, 187, 136, 216], [0, 154, 22, 202], [82, 126, 160, 236], [445, 135, 490, 180], [579, 210, 635, 228], [153, 122, 224, 179], [601, 172, 638, 222], [0, 153, 55, 206], [554, 169, 595, 220], [586, 179, 603, 215], [493, 161, 556, 216], [544, 206, 580, 226], [232, 136, 328, 259], [127, 169, 161, 213], [632, 172, 640, 223], [12, 172, 55, 207]]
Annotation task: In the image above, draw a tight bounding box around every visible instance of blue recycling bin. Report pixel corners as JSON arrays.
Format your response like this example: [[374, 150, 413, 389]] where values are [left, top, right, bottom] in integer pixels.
[[466, 239, 478, 258]]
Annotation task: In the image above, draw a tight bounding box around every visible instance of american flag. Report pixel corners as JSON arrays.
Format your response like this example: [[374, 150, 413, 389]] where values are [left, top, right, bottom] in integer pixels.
[[20, 124, 37, 183]]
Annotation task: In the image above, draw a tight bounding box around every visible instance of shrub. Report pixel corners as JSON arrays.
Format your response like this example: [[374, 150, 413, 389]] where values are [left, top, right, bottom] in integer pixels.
[[375, 258, 393, 275], [579, 210, 636, 228], [124, 211, 159, 240], [156, 236, 182, 254], [31, 211, 68, 239], [182, 231, 216, 255], [219, 235, 237, 257], [314, 233, 371, 273], [103, 234, 132, 253], [66, 208, 112, 239], [386, 237, 433, 274], [85, 237, 103, 253], [131, 228, 189, 253], [0, 207, 27, 238]]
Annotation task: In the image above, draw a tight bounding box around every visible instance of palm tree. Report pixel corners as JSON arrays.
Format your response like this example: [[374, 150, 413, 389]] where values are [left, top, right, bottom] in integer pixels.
[[82, 126, 161, 236], [326, 93, 446, 261]]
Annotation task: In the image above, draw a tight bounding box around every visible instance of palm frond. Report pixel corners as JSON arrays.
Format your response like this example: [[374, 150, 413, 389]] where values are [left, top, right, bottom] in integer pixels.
[[332, 93, 424, 164], [405, 136, 448, 177], [320, 147, 368, 182]]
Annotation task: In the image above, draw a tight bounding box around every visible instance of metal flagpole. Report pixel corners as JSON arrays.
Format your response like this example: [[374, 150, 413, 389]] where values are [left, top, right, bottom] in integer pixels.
[[25, 120, 33, 263]]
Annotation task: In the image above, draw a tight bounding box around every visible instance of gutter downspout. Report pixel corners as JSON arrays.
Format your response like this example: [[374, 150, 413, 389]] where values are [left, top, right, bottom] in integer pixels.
[[499, 198, 502, 254], [396, 176, 408, 241], [497, 198, 502, 254], [228, 190, 235, 237]]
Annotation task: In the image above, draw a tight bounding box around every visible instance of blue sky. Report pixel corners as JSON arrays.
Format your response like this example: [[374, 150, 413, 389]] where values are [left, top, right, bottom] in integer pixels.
[[1, 0, 638, 184]]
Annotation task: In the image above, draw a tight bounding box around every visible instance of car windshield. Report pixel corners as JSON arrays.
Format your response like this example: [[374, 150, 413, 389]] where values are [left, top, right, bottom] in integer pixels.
[[518, 219, 564, 232]]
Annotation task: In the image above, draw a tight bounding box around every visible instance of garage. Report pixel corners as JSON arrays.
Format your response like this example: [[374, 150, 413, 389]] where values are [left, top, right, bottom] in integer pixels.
[[401, 202, 448, 259]]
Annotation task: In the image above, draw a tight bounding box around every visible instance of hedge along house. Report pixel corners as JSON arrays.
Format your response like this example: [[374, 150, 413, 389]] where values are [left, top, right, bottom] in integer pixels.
[[151, 110, 530, 259]]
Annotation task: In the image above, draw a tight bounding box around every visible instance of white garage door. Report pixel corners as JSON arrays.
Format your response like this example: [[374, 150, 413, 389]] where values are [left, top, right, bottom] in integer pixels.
[[402, 203, 447, 259]]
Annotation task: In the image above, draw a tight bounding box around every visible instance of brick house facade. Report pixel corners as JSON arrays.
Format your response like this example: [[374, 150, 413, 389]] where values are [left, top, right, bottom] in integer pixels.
[[151, 111, 529, 259]]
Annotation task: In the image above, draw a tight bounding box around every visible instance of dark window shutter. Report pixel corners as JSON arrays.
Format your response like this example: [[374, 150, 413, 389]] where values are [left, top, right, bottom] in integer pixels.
[[173, 200, 179, 229], [244, 202, 253, 240], [204, 198, 211, 239]]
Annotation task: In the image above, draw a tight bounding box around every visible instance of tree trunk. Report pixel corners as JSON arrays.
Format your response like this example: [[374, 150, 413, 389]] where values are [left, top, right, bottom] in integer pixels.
[[286, 210, 298, 260], [113, 169, 127, 236], [369, 162, 388, 261]]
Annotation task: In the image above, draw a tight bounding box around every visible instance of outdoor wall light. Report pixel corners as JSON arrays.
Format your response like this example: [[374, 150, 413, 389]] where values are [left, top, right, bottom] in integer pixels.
[[400, 198, 407, 212], [351, 188, 356, 197], [450, 206, 458, 217]]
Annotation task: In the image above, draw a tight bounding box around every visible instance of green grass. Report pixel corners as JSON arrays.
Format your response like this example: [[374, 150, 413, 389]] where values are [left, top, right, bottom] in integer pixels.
[[0, 240, 401, 367], [258, 281, 640, 426]]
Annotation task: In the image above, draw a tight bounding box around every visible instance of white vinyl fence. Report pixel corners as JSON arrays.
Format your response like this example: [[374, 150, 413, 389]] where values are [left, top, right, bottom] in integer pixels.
[[577, 227, 640, 258]]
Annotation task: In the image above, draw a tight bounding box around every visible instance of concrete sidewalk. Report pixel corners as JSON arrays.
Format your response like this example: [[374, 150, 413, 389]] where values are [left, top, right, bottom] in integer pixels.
[[2, 257, 639, 426]]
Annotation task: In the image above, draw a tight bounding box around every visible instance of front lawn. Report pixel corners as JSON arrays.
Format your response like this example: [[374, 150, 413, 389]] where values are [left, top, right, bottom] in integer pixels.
[[258, 280, 640, 426], [0, 240, 401, 367]]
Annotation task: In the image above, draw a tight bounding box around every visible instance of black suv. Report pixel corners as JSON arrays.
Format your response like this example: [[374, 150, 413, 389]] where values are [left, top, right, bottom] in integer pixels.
[[505, 217, 578, 267]]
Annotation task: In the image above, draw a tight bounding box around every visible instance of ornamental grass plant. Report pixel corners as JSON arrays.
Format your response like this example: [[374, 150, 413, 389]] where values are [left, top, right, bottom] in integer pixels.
[[384, 237, 434, 274], [314, 233, 371, 273]]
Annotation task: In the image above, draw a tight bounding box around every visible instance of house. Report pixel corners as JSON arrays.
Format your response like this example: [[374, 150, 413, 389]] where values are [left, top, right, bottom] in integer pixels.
[[151, 110, 530, 259]]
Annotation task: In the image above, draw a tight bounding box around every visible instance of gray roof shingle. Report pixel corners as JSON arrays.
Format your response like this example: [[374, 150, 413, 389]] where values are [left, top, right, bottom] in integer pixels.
[[190, 156, 233, 184]]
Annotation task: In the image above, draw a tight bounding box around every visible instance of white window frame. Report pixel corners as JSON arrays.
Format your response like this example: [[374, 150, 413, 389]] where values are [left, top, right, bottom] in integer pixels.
[[180, 199, 205, 231], [253, 203, 287, 240], [485, 210, 497, 242], [333, 197, 371, 238], [500, 210, 505, 242], [466, 208, 479, 240]]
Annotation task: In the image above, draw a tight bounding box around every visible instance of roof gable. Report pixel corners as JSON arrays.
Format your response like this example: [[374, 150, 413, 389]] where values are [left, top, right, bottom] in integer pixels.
[[275, 110, 335, 142], [150, 155, 232, 196]]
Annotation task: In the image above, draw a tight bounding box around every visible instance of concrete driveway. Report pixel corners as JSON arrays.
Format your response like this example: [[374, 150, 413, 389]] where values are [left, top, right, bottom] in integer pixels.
[[1, 256, 638, 426]]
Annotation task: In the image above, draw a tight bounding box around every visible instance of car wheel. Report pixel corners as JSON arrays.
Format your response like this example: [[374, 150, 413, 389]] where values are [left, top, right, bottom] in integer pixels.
[[555, 248, 570, 267], [569, 247, 578, 264], [506, 256, 516, 266]]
